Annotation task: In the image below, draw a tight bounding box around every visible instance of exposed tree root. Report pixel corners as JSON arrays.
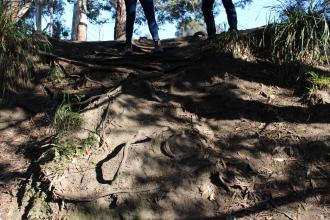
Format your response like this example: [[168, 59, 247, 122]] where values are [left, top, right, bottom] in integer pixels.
[[53, 185, 161, 202], [52, 132, 154, 202], [82, 75, 108, 88], [76, 71, 164, 109], [42, 52, 165, 73]]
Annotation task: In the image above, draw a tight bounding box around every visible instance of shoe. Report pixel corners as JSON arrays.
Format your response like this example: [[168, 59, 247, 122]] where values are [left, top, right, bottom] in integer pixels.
[[154, 41, 164, 53], [228, 27, 238, 33], [124, 44, 133, 55]]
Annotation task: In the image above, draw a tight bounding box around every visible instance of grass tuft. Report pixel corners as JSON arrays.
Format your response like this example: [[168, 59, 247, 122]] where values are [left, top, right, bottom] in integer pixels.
[[53, 104, 84, 136], [208, 31, 259, 61], [53, 133, 97, 161], [49, 63, 64, 82], [306, 71, 330, 91]]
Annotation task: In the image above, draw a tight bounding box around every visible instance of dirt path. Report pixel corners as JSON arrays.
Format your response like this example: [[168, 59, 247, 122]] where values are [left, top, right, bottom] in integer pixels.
[[0, 36, 329, 219]]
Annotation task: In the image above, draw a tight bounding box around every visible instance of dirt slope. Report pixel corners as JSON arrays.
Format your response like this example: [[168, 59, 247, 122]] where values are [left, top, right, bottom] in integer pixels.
[[0, 36, 329, 219]]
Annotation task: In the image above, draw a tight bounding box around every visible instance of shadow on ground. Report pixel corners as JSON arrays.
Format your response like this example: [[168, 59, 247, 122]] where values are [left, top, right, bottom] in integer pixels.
[[1, 36, 329, 219]]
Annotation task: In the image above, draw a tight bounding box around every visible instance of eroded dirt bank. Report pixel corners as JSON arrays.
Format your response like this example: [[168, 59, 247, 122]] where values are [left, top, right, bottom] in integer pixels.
[[0, 36, 329, 219]]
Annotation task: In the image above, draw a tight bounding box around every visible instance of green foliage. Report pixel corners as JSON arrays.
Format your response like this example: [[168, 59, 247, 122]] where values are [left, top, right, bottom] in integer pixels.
[[136, 0, 252, 32], [306, 71, 330, 91], [53, 104, 84, 135], [49, 63, 64, 82], [175, 19, 205, 37], [209, 0, 330, 66], [54, 142, 76, 160], [50, 92, 97, 161], [82, 133, 98, 149], [0, 4, 44, 97], [53, 133, 97, 161], [269, 0, 330, 64]]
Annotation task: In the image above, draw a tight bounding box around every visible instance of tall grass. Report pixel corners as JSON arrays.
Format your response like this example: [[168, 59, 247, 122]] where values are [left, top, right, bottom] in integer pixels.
[[0, 4, 43, 97], [269, 0, 330, 64]]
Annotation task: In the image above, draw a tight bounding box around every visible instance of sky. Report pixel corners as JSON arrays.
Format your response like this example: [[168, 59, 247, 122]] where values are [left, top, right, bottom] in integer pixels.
[[61, 0, 278, 41]]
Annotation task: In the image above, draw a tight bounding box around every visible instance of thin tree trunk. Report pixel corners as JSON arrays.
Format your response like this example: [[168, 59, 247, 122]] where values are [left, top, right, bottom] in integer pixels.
[[114, 0, 126, 40], [71, 0, 79, 40], [49, 1, 53, 37], [36, 0, 42, 31], [76, 0, 87, 41], [71, 0, 87, 41]]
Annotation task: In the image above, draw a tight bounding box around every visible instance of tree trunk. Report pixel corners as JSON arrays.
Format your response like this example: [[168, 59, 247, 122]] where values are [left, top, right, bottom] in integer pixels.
[[114, 0, 126, 40], [71, 0, 87, 41], [3, 0, 33, 23], [49, 1, 54, 37], [71, 1, 78, 40], [35, 0, 42, 32]]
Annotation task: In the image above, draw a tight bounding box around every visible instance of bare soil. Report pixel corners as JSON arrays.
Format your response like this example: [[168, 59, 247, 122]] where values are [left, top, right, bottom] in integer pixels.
[[0, 36, 329, 219]]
